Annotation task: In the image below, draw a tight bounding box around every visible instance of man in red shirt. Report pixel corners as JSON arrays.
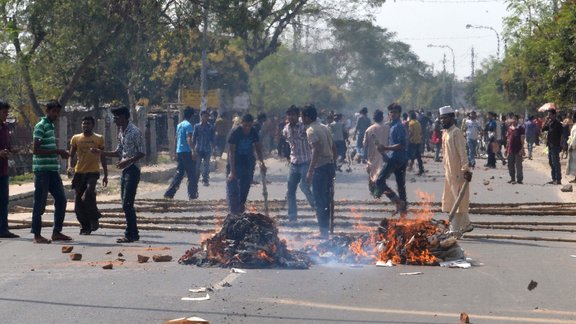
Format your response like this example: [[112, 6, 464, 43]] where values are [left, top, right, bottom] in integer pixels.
[[505, 114, 525, 184]]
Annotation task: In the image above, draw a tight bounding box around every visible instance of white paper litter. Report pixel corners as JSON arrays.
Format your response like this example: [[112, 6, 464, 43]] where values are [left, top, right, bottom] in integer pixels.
[[570, 255, 576, 258], [189, 288, 207, 293], [399, 272, 423, 276], [376, 260, 393, 267], [439, 259, 472, 269], [231, 268, 246, 273], [181, 294, 210, 301]]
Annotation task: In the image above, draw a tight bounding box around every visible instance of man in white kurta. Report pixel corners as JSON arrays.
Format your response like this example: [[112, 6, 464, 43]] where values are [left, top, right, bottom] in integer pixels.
[[363, 110, 390, 189], [439, 106, 473, 237]]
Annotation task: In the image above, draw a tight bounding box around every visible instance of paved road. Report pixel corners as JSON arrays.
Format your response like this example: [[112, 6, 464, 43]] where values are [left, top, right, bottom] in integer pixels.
[[2, 148, 576, 323]]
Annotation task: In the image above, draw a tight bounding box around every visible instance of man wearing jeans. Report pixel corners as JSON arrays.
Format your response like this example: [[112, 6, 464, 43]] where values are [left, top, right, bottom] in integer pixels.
[[373, 103, 408, 215], [505, 114, 525, 184], [164, 107, 197, 199], [282, 106, 315, 223], [226, 113, 266, 215], [94, 106, 145, 243], [463, 111, 482, 168], [0, 100, 19, 239], [31, 100, 72, 244], [193, 110, 215, 187], [303, 105, 336, 238], [543, 108, 563, 185]]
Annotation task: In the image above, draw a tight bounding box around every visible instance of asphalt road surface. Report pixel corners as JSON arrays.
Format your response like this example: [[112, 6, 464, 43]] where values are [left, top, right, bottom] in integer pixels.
[[1, 149, 576, 323]]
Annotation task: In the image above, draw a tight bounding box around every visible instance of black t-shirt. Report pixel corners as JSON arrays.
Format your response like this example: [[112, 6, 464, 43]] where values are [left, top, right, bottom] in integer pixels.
[[227, 126, 259, 165]]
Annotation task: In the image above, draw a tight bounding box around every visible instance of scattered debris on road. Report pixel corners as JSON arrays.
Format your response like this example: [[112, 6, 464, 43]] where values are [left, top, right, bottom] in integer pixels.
[[181, 294, 210, 301], [165, 316, 209, 323], [399, 272, 423, 276], [61, 246, 74, 253], [460, 312, 470, 323], [179, 213, 310, 269], [69, 253, 82, 261], [102, 263, 113, 270], [153, 255, 173, 262], [137, 255, 150, 263], [527, 280, 538, 291]]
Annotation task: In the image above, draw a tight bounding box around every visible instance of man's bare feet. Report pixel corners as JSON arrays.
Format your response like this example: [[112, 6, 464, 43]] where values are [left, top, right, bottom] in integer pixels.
[[33, 235, 51, 244]]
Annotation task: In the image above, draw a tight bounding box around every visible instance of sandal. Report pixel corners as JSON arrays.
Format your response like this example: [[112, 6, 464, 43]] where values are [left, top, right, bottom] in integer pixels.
[[116, 237, 135, 243], [33, 236, 52, 244], [52, 232, 73, 241]]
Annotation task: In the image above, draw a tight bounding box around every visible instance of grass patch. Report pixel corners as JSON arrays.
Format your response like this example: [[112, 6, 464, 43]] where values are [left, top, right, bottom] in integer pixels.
[[10, 172, 34, 184]]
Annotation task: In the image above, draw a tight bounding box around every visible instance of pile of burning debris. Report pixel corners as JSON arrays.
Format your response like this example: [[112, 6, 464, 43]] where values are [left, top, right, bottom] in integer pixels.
[[179, 213, 311, 269], [306, 218, 465, 266]]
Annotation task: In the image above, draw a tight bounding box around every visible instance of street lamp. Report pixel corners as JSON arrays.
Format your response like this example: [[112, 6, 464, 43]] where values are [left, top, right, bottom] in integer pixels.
[[428, 44, 455, 108], [465, 24, 500, 59]]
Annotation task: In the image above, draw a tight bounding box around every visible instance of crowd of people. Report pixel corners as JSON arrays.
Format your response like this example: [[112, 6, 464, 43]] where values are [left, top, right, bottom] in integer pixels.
[[0, 98, 574, 243]]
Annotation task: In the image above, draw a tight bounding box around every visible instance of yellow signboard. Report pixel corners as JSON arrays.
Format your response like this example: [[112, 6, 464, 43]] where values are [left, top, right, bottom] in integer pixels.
[[182, 88, 220, 108]]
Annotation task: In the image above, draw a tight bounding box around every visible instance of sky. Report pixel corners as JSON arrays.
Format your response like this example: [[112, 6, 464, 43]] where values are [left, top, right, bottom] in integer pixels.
[[374, 0, 509, 80]]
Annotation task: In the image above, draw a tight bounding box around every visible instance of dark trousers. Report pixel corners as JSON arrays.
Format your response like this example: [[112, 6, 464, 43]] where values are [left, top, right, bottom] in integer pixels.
[[0, 176, 8, 234], [312, 163, 335, 234], [548, 146, 562, 182], [226, 163, 255, 215], [165, 152, 197, 199], [72, 173, 102, 231], [408, 143, 424, 173], [195, 151, 211, 184], [31, 171, 67, 235], [121, 165, 140, 240], [375, 160, 407, 205], [507, 153, 523, 182]]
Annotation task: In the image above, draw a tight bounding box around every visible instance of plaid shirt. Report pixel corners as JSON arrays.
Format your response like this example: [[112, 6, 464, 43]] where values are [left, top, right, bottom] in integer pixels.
[[283, 122, 311, 164], [192, 122, 215, 153], [115, 122, 144, 169]]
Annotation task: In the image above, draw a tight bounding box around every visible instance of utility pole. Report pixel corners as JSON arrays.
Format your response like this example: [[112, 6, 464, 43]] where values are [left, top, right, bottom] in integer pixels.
[[471, 47, 475, 80], [200, 0, 209, 111], [442, 54, 447, 105]]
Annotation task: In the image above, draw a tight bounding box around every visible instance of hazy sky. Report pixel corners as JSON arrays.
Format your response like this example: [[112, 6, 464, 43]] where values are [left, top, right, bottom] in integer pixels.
[[375, 0, 509, 80]]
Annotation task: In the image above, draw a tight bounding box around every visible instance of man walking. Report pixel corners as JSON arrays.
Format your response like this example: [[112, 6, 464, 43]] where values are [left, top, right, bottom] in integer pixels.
[[164, 107, 197, 199], [524, 115, 538, 160], [0, 100, 19, 239], [407, 110, 425, 176], [303, 105, 336, 238], [283, 105, 315, 223], [94, 106, 145, 243], [463, 111, 482, 168], [68, 116, 108, 235], [363, 109, 389, 195], [354, 107, 371, 163], [439, 106, 473, 238], [505, 114, 525, 184], [543, 108, 564, 185], [31, 100, 71, 244], [373, 103, 408, 215], [226, 113, 266, 215], [193, 110, 215, 187]]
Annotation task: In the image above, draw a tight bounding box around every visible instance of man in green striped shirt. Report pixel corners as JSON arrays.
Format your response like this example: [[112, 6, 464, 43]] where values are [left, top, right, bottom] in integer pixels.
[[31, 100, 71, 244]]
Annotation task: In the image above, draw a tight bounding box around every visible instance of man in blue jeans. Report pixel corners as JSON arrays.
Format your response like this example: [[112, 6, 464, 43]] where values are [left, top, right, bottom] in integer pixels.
[[373, 103, 408, 215], [226, 113, 266, 215], [94, 106, 145, 243], [282, 105, 315, 223], [164, 107, 197, 199], [31, 100, 71, 244], [303, 105, 336, 238], [193, 110, 215, 187], [0, 100, 19, 239]]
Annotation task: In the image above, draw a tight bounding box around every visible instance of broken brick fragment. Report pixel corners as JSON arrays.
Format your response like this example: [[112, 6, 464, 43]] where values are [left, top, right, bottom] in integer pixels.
[[102, 263, 113, 270], [69, 253, 82, 261], [137, 255, 150, 263], [61, 246, 74, 253], [460, 312, 470, 323], [152, 254, 173, 262]]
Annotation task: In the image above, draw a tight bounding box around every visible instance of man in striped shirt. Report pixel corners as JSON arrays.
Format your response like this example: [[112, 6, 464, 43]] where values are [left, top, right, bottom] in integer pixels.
[[282, 105, 315, 223], [31, 100, 71, 244]]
